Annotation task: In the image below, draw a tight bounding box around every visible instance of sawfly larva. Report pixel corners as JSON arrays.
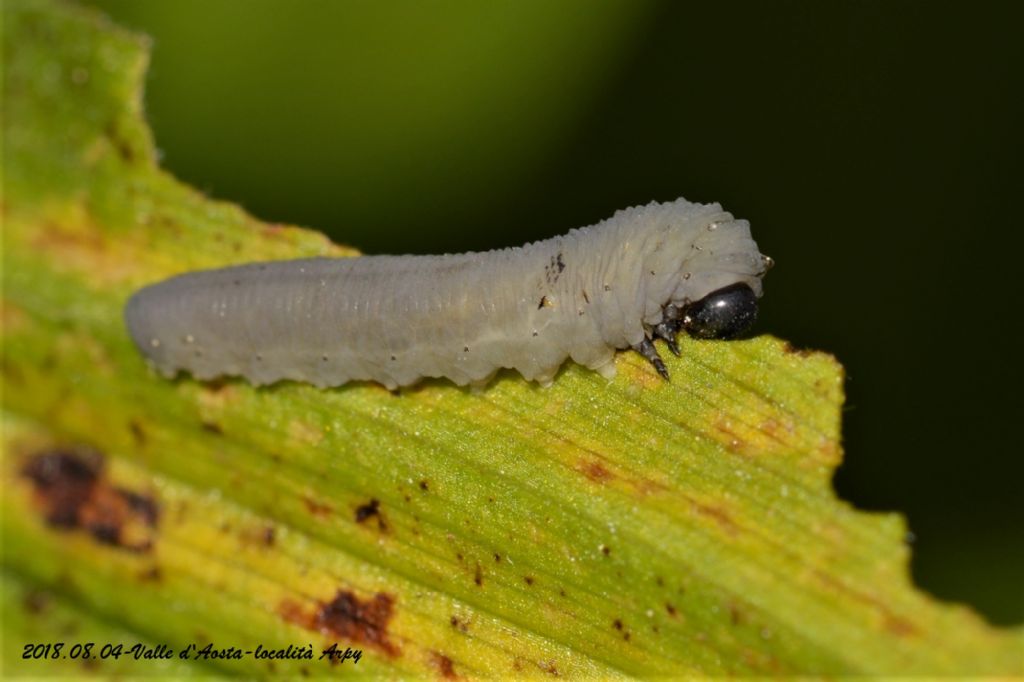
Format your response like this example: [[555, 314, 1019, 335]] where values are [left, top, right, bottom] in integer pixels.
[[125, 197, 772, 389]]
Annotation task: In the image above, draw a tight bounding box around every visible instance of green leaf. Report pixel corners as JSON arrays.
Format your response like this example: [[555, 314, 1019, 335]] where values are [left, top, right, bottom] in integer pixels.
[[2, 0, 1021, 676]]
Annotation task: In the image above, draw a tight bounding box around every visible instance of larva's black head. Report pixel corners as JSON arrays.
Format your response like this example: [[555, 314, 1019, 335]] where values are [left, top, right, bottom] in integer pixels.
[[681, 283, 758, 339]]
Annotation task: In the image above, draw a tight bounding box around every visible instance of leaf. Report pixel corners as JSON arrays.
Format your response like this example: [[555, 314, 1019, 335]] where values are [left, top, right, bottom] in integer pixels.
[[2, 1, 1021, 677]]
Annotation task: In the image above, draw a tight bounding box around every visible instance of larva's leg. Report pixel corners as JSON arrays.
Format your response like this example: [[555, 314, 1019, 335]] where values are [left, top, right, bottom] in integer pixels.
[[535, 376, 555, 388], [653, 303, 682, 356], [594, 361, 617, 380], [469, 370, 498, 393], [633, 338, 669, 380], [653, 320, 681, 356]]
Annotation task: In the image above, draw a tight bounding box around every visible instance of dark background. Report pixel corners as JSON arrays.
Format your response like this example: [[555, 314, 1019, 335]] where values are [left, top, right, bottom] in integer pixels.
[[85, 0, 1023, 624]]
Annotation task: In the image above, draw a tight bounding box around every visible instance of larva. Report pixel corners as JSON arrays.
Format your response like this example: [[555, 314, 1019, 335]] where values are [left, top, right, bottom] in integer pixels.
[[125, 197, 771, 390]]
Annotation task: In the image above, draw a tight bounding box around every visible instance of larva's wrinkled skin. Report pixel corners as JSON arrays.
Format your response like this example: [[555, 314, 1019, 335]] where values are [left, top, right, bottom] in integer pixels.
[[125, 198, 771, 390]]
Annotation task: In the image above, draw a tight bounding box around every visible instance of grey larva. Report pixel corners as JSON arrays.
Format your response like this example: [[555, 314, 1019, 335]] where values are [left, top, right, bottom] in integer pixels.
[[125, 197, 771, 390]]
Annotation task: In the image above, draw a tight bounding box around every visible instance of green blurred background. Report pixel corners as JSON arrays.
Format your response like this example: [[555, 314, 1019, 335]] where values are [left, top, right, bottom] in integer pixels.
[[83, 0, 1022, 624]]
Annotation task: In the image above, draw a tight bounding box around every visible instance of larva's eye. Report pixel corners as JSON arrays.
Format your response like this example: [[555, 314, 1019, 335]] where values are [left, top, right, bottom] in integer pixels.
[[682, 283, 758, 340]]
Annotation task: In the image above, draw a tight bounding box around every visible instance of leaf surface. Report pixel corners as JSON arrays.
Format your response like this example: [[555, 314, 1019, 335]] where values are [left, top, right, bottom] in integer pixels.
[[2, 1, 1021, 676]]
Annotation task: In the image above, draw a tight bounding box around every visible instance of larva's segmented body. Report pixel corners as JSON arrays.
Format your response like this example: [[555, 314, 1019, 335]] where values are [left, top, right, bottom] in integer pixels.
[[125, 198, 771, 389]]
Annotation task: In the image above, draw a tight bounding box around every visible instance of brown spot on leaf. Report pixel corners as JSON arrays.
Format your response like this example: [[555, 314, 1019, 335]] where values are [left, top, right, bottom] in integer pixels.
[[690, 499, 738, 536], [578, 460, 614, 484], [419, 480, 429, 492], [23, 590, 50, 614], [431, 651, 457, 679], [474, 563, 483, 587], [713, 418, 746, 454], [354, 498, 387, 531], [665, 602, 677, 617], [128, 419, 146, 446], [759, 418, 781, 438], [815, 437, 842, 466], [884, 614, 919, 637], [540, 660, 560, 676], [449, 615, 469, 633], [282, 591, 399, 657], [31, 215, 107, 270], [524, 576, 535, 586], [138, 565, 162, 582], [278, 598, 307, 627], [22, 449, 100, 526], [200, 420, 223, 435], [813, 569, 920, 638], [21, 448, 159, 552], [302, 496, 333, 518], [316, 591, 399, 657], [606, 618, 630, 638], [119, 489, 160, 526], [238, 524, 277, 548]]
